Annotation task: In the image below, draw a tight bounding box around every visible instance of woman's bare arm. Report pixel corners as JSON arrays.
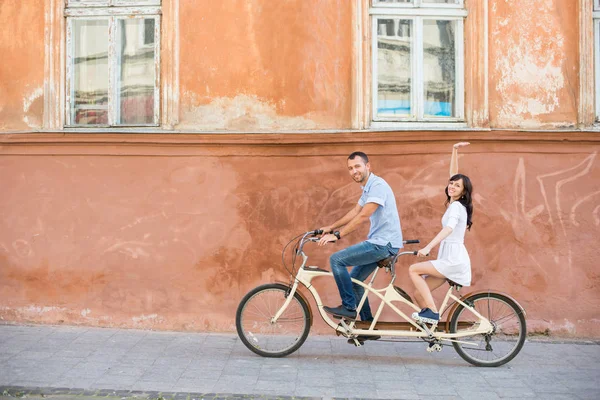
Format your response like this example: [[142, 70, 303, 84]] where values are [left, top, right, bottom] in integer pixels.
[[450, 142, 470, 177]]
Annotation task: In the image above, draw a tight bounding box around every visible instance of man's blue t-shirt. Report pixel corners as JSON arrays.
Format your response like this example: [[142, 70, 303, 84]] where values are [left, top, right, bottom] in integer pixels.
[[358, 173, 403, 248]]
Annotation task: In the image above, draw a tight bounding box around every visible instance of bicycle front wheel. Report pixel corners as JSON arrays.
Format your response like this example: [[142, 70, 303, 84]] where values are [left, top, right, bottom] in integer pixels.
[[449, 292, 526, 367], [236, 283, 311, 357]]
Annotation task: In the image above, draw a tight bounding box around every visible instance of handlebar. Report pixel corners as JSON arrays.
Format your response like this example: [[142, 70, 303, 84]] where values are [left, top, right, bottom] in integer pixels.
[[293, 231, 428, 283]]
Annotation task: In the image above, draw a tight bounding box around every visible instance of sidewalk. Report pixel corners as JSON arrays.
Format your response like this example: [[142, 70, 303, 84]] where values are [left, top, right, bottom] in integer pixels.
[[1, 324, 599, 400]]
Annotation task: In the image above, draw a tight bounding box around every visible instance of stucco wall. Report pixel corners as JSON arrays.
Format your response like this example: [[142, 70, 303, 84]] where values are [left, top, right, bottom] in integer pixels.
[[488, 0, 579, 128], [0, 0, 589, 131], [1, 138, 599, 337], [178, 0, 353, 130], [0, 1, 598, 338], [0, 0, 45, 131]]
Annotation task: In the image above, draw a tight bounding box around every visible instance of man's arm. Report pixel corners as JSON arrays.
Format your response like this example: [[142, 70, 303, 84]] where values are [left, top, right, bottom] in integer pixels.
[[318, 202, 379, 246], [338, 203, 378, 238], [319, 203, 362, 233]]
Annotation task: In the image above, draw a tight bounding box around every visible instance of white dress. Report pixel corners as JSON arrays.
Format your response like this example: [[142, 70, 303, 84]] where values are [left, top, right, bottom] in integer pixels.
[[431, 201, 472, 286]]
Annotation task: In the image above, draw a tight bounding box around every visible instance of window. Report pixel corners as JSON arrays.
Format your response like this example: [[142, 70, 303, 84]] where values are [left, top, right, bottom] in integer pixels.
[[65, 0, 161, 127], [595, 0, 600, 120], [370, 0, 466, 124]]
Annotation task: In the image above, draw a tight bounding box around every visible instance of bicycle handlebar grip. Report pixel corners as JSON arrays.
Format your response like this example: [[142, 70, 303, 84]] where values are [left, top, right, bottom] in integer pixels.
[[412, 251, 430, 256], [404, 239, 420, 244], [314, 229, 323, 235]]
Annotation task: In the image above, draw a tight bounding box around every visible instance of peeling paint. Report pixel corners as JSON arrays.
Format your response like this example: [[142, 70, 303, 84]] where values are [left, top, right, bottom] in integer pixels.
[[1, 305, 67, 315], [491, 0, 571, 127], [132, 313, 163, 323], [549, 319, 577, 334], [180, 94, 318, 131], [23, 86, 44, 127]]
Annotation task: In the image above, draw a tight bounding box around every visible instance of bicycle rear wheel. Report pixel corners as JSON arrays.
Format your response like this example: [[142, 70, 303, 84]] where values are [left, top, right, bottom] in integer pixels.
[[236, 283, 311, 357], [449, 292, 526, 367]]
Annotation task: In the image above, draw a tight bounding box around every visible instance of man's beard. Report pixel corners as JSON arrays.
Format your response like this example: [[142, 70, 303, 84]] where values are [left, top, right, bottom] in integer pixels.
[[353, 173, 366, 183]]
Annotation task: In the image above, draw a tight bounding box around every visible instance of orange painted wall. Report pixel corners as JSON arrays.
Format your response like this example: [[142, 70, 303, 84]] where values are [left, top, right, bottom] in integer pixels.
[[0, 0, 589, 130], [488, 0, 579, 128], [0, 0, 45, 130], [1, 139, 599, 337], [178, 0, 353, 130], [0, 1, 599, 338]]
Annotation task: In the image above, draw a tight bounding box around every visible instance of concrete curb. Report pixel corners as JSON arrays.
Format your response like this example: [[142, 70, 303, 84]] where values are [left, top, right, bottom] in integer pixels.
[[1, 386, 329, 400]]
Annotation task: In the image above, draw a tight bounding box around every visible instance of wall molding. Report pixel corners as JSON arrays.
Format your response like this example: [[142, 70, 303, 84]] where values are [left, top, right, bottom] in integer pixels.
[[580, 0, 596, 126], [1, 130, 599, 158], [43, 0, 65, 129]]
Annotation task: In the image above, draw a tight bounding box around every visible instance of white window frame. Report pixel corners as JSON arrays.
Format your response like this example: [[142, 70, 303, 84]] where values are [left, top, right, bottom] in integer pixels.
[[370, 0, 466, 128], [595, 1, 600, 120], [65, 1, 161, 127], [67, 0, 161, 7]]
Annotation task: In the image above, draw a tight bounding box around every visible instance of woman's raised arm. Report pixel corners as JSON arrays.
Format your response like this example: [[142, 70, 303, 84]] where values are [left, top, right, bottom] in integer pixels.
[[450, 142, 470, 177]]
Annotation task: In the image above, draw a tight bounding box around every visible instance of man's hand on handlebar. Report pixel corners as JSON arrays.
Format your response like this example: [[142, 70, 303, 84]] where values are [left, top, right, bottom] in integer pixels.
[[318, 233, 338, 246], [317, 226, 333, 236]]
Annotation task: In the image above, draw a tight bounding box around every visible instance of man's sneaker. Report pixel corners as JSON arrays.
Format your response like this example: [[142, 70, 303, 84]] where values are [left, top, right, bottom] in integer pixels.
[[412, 308, 439, 324], [323, 305, 357, 319]]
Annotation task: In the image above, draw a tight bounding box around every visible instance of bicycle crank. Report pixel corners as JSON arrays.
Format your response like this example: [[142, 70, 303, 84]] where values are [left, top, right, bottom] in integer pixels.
[[427, 342, 443, 353]]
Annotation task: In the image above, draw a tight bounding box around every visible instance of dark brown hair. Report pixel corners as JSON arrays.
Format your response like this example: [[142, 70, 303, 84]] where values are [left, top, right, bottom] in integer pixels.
[[445, 174, 473, 230]]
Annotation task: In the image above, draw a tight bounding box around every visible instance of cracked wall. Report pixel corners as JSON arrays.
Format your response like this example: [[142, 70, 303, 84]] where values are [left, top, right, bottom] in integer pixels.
[[0, 0, 587, 131], [489, 0, 579, 128]]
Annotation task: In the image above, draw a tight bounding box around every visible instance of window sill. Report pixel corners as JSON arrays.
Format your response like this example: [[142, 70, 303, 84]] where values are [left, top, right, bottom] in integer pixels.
[[370, 121, 470, 130]]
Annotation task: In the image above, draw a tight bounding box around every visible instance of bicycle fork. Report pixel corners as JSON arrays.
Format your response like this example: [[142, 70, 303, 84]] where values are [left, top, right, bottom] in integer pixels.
[[271, 280, 301, 324]]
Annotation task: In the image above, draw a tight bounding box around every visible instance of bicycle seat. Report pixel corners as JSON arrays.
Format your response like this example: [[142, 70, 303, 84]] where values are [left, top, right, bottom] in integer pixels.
[[447, 279, 462, 289], [376, 256, 395, 269]]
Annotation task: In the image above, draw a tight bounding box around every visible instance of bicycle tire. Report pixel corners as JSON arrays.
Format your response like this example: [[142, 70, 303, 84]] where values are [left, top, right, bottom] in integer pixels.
[[236, 283, 311, 357], [449, 292, 526, 367]]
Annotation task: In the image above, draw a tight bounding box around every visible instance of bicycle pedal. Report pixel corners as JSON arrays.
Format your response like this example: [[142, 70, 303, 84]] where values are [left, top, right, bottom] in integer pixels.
[[426, 343, 442, 353]]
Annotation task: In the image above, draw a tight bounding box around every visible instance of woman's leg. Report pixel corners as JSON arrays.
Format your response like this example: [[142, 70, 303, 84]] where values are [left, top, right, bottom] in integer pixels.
[[412, 275, 447, 309], [408, 261, 446, 312]]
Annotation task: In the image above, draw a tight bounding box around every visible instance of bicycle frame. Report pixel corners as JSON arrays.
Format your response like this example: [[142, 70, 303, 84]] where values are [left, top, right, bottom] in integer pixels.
[[272, 235, 493, 345]]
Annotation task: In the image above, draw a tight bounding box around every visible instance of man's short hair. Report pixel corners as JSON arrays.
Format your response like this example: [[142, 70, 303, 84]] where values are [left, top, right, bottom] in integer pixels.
[[348, 151, 369, 164]]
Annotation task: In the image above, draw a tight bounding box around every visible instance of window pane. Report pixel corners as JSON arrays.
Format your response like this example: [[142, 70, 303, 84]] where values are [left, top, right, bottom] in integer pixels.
[[113, 0, 161, 5], [116, 18, 156, 125], [377, 19, 412, 117], [67, 0, 109, 7], [422, 0, 460, 4], [67, 0, 160, 6], [72, 19, 109, 125], [423, 19, 456, 117], [376, 0, 413, 3]]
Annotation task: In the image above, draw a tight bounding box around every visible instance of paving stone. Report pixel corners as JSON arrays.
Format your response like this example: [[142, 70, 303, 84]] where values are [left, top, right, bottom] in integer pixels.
[[172, 378, 215, 393], [1, 325, 600, 400]]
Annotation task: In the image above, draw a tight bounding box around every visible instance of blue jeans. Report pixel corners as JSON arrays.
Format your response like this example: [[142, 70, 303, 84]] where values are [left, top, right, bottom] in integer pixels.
[[330, 241, 399, 321]]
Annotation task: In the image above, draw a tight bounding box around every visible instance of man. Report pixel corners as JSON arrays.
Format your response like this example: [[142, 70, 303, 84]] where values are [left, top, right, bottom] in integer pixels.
[[318, 151, 403, 322]]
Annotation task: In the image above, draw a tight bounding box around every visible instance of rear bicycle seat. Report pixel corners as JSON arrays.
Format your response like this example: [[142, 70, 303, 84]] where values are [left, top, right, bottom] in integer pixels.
[[446, 279, 462, 289]]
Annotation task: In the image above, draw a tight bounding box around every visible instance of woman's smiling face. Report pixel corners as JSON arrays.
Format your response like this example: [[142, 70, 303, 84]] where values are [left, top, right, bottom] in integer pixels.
[[447, 178, 464, 201]]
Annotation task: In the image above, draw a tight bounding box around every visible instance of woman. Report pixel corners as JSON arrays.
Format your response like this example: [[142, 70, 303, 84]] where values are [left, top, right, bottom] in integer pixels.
[[409, 142, 473, 324]]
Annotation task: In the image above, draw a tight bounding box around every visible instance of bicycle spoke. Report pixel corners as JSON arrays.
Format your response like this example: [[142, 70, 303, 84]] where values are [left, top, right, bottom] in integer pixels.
[[450, 293, 526, 367], [237, 285, 310, 357]]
